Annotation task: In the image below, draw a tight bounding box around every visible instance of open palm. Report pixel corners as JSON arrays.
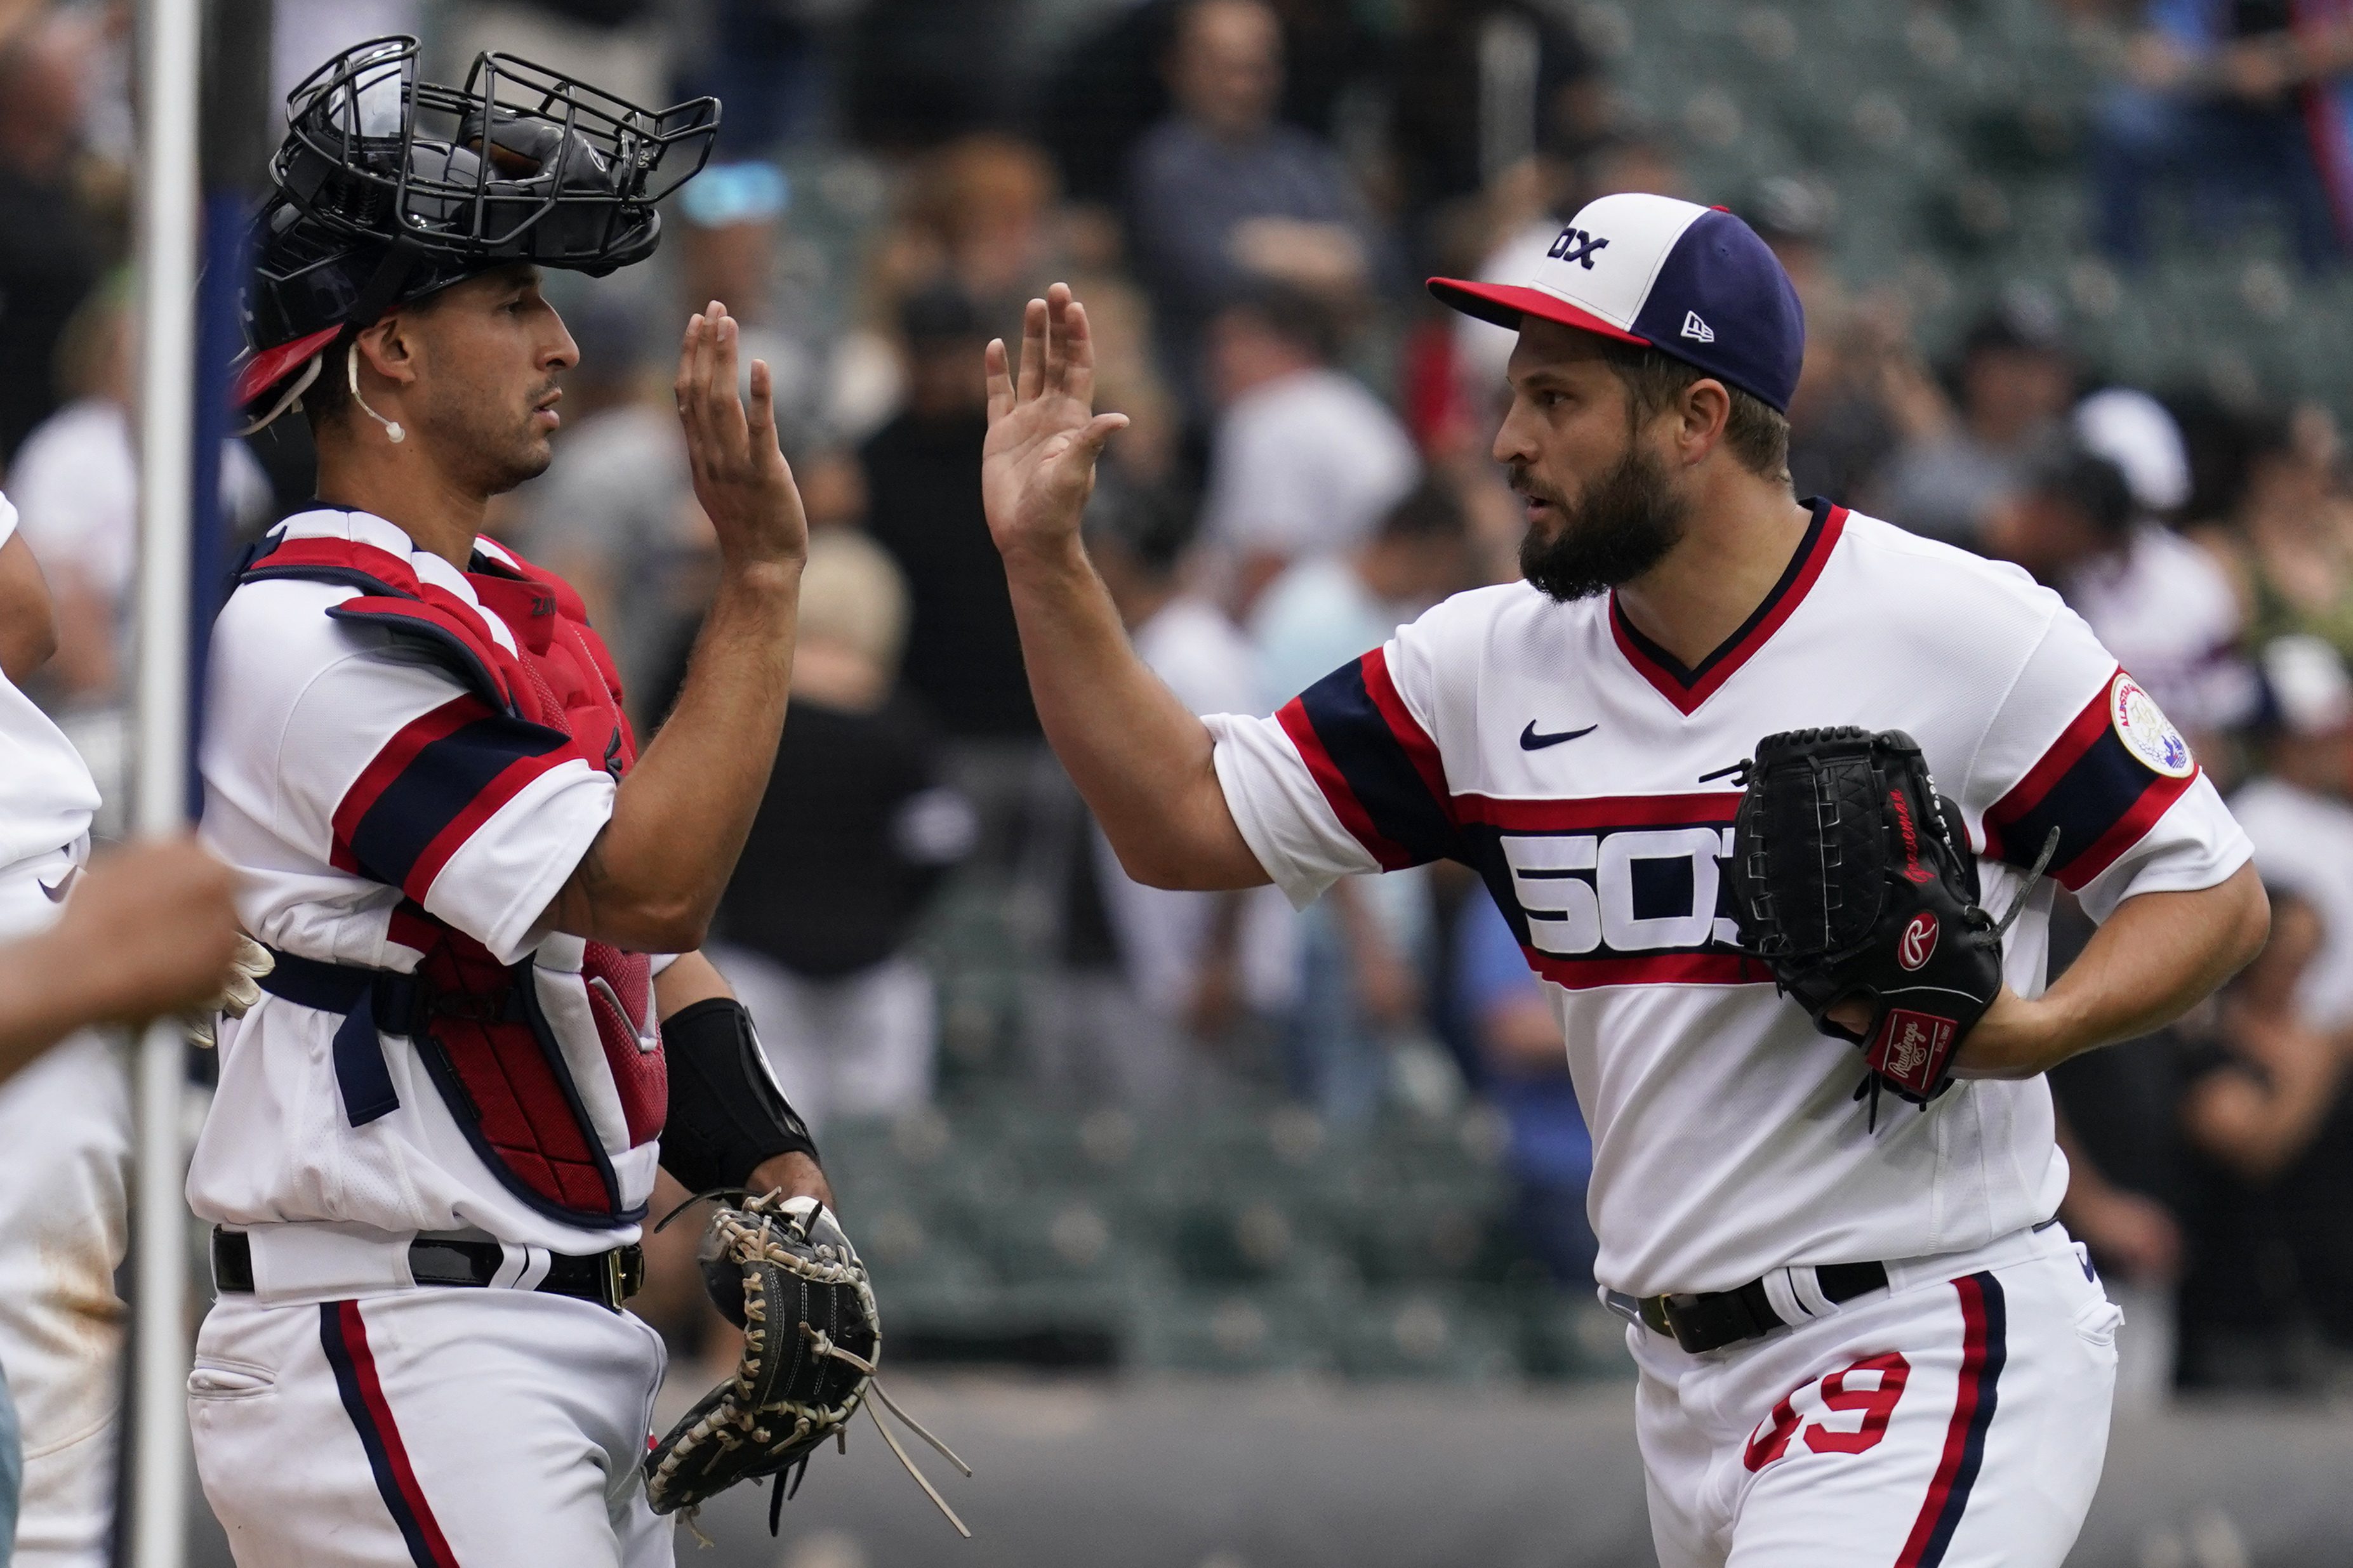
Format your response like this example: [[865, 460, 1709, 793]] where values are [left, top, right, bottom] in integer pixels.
[[981, 284, 1129, 555]]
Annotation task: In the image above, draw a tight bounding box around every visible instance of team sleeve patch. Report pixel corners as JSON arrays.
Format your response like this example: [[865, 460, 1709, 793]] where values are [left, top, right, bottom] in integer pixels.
[[331, 693, 581, 904], [1273, 646, 1456, 870], [1982, 669, 2199, 890]]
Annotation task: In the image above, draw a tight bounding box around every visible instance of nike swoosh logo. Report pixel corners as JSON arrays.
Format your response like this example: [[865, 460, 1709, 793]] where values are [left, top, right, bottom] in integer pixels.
[[1520, 721, 1598, 751], [37, 873, 72, 903]]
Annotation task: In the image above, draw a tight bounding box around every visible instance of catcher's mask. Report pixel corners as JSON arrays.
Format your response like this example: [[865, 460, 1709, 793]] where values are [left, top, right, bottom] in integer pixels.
[[235, 36, 718, 430]]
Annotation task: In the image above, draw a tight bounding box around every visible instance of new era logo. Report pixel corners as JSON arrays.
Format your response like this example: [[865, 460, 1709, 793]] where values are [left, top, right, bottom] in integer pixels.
[[1681, 310, 1715, 343]]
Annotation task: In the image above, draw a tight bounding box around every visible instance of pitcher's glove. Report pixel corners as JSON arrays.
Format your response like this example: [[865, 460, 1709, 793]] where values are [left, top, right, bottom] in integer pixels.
[[644, 1192, 971, 1539], [1728, 727, 2053, 1125]]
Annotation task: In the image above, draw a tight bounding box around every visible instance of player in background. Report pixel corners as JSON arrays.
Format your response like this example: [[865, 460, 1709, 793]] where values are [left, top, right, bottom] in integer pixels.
[[978, 193, 2266, 1565], [0, 489, 246, 1567], [189, 42, 826, 1565]]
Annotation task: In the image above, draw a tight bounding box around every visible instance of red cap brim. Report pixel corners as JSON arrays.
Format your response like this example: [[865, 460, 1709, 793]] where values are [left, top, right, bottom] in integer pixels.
[[1426, 277, 1650, 346], [233, 325, 343, 412]]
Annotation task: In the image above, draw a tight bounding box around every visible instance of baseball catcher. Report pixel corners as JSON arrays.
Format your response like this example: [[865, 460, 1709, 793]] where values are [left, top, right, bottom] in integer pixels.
[[1727, 727, 2058, 1124], [646, 1193, 971, 1539]]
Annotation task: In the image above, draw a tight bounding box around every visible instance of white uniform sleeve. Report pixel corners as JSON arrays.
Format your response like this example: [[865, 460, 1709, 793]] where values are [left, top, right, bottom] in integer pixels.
[[1206, 609, 1459, 909], [274, 641, 616, 964], [0, 491, 15, 547], [1963, 601, 2250, 923]]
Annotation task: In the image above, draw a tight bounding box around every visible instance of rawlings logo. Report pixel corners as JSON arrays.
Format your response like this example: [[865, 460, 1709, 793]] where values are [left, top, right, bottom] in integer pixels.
[[1872, 1010, 1954, 1095], [1897, 911, 1939, 971], [1886, 789, 1933, 884]]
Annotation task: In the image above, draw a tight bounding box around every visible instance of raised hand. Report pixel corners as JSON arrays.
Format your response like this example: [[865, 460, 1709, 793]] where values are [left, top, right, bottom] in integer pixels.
[[981, 283, 1130, 560], [675, 300, 807, 569]]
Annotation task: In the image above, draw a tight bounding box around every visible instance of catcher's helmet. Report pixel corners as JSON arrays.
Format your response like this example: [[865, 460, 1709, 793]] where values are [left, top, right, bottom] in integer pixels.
[[236, 36, 718, 426]]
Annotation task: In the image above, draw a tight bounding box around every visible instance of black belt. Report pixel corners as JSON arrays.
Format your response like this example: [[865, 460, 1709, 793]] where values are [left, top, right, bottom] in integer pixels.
[[211, 1229, 644, 1314], [1607, 1261, 1890, 1354]]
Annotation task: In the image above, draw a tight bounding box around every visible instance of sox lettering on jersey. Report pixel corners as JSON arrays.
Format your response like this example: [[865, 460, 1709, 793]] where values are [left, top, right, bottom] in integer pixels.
[[1455, 794, 1770, 989]]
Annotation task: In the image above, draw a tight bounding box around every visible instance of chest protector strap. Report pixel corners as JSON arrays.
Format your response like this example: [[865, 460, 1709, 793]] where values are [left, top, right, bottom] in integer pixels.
[[229, 531, 664, 1227]]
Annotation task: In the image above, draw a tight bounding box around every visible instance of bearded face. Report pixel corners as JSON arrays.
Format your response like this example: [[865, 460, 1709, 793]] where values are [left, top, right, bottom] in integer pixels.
[[1511, 435, 1690, 603]]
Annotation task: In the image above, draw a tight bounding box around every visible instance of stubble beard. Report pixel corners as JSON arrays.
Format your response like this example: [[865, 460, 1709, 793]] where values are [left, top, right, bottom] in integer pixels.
[[1514, 441, 1691, 603]]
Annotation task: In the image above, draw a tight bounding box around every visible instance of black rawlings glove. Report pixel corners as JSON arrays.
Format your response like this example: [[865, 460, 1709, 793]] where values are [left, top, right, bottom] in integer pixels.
[[644, 1194, 971, 1539], [1729, 727, 2047, 1124]]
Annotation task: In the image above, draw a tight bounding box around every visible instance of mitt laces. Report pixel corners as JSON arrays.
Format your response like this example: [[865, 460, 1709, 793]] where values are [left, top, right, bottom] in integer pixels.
[[799, 1322, 974, 1538]]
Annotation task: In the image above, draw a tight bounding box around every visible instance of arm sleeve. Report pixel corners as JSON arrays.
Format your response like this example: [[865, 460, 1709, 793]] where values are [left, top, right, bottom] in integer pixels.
[[282, 650, 616, 963], [1205, 619, 1458, 909], [0, 491, 15, 547], [1964, 602, 2251, 923]]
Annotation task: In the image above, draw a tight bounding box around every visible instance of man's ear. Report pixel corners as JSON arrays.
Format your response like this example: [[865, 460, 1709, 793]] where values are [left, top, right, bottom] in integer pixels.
[[354, 315, 420, 390], [1677, 378, 1732, 466]]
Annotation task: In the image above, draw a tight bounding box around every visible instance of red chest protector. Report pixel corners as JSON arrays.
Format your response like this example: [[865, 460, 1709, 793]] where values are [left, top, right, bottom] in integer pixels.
[[235, 530, 666, 1226]]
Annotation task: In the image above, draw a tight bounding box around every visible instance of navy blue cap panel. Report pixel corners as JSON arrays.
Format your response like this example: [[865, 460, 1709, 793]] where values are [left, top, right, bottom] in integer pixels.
[[1627, 209, 1806, 411]]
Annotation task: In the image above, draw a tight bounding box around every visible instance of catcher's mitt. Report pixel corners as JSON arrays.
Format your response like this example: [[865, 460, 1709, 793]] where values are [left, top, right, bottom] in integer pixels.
[[1728, 727, 2055, 1125], [644, 1192, 971, 1539]]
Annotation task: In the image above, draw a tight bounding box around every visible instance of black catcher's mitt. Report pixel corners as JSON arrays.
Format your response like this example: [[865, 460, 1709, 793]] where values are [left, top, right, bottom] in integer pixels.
[[1729, 727, 2052, 1124], [644, 1193, 971, 1539]]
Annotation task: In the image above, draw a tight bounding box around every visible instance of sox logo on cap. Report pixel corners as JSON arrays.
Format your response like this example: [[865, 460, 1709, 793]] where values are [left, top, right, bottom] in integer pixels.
[[1429, 191, 1806, 413]]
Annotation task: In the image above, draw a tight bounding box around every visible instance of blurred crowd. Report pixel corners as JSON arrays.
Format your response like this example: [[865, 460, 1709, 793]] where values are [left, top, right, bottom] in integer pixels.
[[4, 0, 2353, 1400]]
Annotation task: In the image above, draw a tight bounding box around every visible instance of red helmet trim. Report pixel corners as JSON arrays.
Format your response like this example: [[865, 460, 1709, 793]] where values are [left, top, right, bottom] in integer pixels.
[[233, 324, 342, 411]]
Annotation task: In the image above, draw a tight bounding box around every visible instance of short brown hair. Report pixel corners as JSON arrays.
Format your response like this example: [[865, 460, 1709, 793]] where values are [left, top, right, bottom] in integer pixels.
[[1593, 339, 1791, 485]]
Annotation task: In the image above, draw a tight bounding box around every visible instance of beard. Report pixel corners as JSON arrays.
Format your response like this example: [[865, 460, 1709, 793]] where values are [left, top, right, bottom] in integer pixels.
[[1514, 442, 1691, 603]]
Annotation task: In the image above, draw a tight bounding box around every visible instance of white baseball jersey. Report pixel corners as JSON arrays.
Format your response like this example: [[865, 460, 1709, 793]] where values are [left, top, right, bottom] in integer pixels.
[[1205, 504, 2250, 1296], [0, 489, 122, 1568], [0, 493, 101, 881], [194, 506, 642, 1254]]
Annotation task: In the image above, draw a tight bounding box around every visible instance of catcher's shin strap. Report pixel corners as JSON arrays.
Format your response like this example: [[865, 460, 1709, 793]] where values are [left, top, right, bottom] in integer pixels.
[[1603, 1260, 1890, 1354], [211, 1227, 644, 1312], [256, 946, 524, 1129]]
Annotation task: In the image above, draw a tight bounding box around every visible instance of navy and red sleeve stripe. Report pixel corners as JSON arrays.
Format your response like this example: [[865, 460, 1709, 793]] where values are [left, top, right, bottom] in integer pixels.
[[1982, 671, 2199, 891], [330, 693, 580, 904], [1274, 646, 1456, 870]]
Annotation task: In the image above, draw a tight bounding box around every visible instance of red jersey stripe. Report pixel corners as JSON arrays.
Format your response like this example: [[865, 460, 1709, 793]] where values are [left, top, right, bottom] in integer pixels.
[[1276, 697, 1414, 870], [1359, 647, 1452, 819], [329, 695, 498, 876]]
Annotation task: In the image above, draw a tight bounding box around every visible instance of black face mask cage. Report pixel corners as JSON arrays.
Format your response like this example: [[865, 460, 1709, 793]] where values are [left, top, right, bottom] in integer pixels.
[[270, 36, 719, 273]]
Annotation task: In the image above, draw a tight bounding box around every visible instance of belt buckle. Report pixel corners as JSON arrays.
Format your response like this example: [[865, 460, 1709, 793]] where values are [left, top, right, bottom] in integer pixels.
[[600, 1244, 644, 1311], [600, 1248, 625, 1312], [1601, 1290, 1644, 1329]]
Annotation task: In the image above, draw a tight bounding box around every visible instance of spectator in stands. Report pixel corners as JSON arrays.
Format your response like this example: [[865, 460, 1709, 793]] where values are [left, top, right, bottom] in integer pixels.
[[1383, 0, 1604, 251], [1452, 890, 1594, 1289], [1125, 0, 1380, 406], [9, 278, 268, 713], [705, 530, 974, 1130], [2175, 885, 2353, 1388], [1869, 298, 2076, 549], [1254, 481, 1475, 1126], [1034, 479, 1292, 1107], [2200, 404, 2353, 665], [2230, 635, 2353, 1027], [1751, 177, 1925, 509], [1980, 435, 2246, 743], [2090, 0, 2353, 270], [1199, 284, 1419, 615], [862, 282, 1038, 742], [1044, 0, 1376, 209], [0, 12, 105, 467]]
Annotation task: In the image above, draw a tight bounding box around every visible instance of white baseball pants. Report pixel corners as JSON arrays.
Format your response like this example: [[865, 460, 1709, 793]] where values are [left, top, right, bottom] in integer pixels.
[[190, 1286, 672, 1567], [1629, 1223, 2121, 1568]]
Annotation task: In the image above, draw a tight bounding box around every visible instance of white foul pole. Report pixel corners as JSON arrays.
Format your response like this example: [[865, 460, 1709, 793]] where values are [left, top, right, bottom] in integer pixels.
[[129, 0, 204, 1562]]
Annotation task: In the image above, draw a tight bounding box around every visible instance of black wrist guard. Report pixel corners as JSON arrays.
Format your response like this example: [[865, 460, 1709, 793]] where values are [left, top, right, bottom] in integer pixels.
[[657, 998, 819, 1196]]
